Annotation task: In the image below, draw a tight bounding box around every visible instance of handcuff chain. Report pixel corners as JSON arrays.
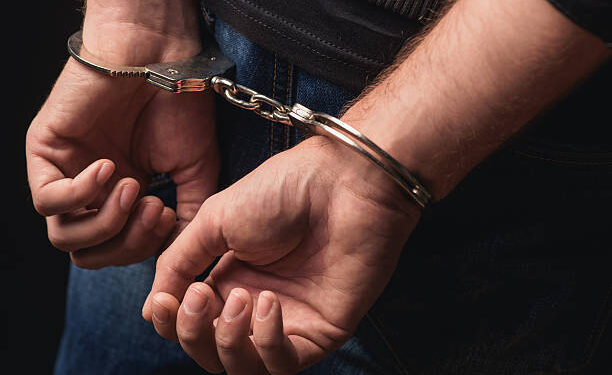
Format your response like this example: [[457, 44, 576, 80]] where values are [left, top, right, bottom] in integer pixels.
[[212, 77, 292, 124], [211, 76, 432, 209], [66, 30, 432, 210]]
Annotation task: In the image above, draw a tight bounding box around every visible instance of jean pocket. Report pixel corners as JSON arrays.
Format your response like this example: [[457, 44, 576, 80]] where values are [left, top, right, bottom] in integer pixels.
[[510, 141, 612, 167], [367, 250, 612, 374], [561, 285, 612, 374]]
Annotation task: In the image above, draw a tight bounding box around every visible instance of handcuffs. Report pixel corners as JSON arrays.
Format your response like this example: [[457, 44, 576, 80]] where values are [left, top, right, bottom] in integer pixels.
[[68, 30, 432, 209]]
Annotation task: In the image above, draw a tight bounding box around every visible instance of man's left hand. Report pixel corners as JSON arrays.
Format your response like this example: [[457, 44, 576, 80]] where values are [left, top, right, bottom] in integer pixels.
[[143, 135, 420, 374]]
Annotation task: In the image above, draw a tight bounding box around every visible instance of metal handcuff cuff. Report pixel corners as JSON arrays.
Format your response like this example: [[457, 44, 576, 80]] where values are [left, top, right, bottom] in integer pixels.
[[67, 30, 432, 209]]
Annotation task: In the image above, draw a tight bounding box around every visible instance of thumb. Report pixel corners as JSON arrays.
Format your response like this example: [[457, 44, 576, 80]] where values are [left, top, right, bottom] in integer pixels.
[[142, 194, 229, 321], [172, 154, 220, 232]]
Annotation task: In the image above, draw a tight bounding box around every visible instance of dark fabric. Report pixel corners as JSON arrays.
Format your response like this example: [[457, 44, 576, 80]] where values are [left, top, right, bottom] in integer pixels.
[[547, 0, 612, 44], [202, 0, 611, 92], [202, 0, 612, 158], [371, 143, 612, 374], [201, 0, 424, 91], [366, 0, 442, 21], [54, 20, 405, 375]]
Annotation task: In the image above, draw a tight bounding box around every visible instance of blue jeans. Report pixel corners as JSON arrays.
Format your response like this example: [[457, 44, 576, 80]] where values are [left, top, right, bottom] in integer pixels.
[[55, 14, 612, 375], [54, 19, 401, 375]]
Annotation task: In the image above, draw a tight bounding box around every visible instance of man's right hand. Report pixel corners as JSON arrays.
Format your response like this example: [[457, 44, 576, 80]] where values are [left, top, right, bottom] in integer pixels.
[[25, 0, 218, 269]]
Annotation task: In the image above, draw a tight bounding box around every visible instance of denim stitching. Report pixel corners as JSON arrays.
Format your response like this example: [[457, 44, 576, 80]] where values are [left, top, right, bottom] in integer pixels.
[[582, 286, 612, 367], [222, 0, 387, 67], [270, 53, 278, 158], [513, 149, 612, 166], [217, 0, 371, 73], [282, 64, 287, 150], [283, 63, 293, 150], [559, 285, 612, 374], [365, 313, 411, 375]]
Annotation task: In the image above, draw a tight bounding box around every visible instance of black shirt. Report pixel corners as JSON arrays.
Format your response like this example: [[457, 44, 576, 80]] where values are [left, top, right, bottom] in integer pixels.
[[203, 0, 424, 91], [204, 0, 612, 153], [203, 0, 611, 91]]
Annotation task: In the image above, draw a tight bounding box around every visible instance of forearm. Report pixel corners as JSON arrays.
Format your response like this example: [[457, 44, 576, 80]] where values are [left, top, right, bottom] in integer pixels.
[[342, 0, 610, 200], [82, 0, 202, 64]]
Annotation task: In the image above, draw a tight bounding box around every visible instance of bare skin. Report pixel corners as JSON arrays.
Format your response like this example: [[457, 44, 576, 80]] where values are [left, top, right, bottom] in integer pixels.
[[146, 135, 420, 372], [26, 0, 610, 374], [143, 0, 610, 374], [25, 0, 217, 268]]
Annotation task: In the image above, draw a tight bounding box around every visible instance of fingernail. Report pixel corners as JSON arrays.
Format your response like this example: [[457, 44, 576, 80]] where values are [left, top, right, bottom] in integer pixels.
[[222, 291, 246, 322], [183, 287, 208, 314], [119, 183, 138, 211], [96, 162, 114, 185], [152, 296, 169, 324], [256, 292, 274, 321], [142, 294, 152, 320], [140, 203, 161, 231]]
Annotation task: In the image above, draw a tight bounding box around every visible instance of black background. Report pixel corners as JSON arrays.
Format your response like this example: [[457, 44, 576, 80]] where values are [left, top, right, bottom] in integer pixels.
[[3, 1, 612, 373], [4, 1, 83, 372]]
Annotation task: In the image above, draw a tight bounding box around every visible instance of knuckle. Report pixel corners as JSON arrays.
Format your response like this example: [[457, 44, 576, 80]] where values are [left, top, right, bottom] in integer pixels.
[[157, 253, 198, 284], [253, 334, 281, 351], [116, 236, 148, 258], [70, 253, 102, 270], [47, 231, 74, 252], [32, 196, 51, 217], [155, 251, 172, 272], [177, 327, 201, 345], [215, 333, 240, 352], [97, 218, 120, 238]]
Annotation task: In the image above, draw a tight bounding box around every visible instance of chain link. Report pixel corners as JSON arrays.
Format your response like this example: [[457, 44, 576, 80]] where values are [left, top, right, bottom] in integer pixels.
[[211, 76, 432, 209], [68, 30, 431, 209], [212, 76, 292, 125]]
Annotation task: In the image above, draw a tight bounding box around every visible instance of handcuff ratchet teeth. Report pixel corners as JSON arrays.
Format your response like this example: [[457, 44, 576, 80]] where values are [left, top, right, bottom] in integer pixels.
[[68, 30, 234, 93], [67, 30, 432, 209]]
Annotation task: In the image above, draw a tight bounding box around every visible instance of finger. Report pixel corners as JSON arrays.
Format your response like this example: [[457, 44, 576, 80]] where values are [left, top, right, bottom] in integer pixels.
[[46, 178, 140, 252], [176, 282, 224, 373], [253, 291, 299, 374], [70, 200, 177, 269], [142, 195, 228, 321], [151, 292, 180, 342], [215, 288, 265, 375], [29, 158, 115, 216]]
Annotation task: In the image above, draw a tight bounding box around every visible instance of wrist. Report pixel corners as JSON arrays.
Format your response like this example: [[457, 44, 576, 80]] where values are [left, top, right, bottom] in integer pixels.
[[297, 135, 422, 222], [340, 87, 455, 202], [82, 0, 202, 66]]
